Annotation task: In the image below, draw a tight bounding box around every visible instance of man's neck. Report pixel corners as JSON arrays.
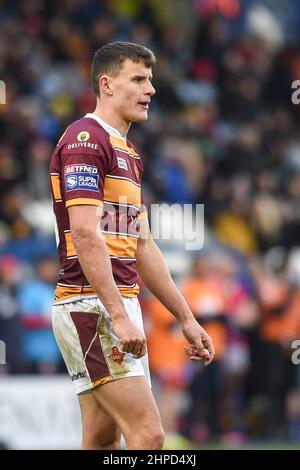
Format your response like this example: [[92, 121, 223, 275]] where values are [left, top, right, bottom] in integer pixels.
[[92, 106, 131, 139]]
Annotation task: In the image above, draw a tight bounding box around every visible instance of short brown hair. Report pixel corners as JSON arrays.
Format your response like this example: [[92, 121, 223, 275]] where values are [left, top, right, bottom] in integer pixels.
[[91, 41, 156, 97]]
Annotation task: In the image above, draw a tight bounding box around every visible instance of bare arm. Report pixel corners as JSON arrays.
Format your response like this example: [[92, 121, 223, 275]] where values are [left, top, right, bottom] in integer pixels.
[[68, 204, 146, 358], [136, 215, 215, 364]]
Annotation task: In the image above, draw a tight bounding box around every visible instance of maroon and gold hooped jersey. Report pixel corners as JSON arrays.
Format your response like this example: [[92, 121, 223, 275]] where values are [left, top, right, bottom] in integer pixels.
[[50, 115, 146, 304]]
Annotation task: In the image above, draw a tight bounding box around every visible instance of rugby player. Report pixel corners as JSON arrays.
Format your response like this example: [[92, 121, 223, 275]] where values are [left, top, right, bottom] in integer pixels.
[[50, 42, 215, 450]]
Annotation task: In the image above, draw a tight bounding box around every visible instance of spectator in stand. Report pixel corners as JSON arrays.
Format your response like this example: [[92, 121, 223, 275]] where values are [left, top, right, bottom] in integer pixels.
[[17, 257, 62, 373], [0, 255, 23, 374]]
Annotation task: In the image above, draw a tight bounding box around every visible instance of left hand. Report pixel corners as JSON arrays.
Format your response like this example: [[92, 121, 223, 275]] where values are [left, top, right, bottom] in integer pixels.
[[181, 318, 215, 366]]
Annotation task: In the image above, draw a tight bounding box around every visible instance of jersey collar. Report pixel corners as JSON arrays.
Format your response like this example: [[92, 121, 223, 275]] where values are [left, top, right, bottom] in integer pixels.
[[84, 113, 126, 142]]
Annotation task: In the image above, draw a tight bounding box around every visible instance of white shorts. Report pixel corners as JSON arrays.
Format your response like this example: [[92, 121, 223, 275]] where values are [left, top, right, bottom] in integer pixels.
[[52, 297, 151, 395]]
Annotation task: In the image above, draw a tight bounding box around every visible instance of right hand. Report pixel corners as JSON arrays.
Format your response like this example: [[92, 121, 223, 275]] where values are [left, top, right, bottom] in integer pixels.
[[181, 317, 215, 366], [112, 316, 147, 359]]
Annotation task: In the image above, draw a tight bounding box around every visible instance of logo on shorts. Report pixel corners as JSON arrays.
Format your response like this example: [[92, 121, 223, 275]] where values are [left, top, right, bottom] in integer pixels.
[[77, 131, 90, 142], [109, 346, 125, 365], [71, 371, 88, 381]]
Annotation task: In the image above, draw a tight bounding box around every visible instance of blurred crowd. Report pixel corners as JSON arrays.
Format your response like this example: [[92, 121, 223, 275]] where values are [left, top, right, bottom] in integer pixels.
[[1, 0, 300, 444]]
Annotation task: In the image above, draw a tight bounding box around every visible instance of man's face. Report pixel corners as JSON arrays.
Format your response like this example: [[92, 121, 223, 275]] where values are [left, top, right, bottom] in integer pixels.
[[105, 59, 156, 123]]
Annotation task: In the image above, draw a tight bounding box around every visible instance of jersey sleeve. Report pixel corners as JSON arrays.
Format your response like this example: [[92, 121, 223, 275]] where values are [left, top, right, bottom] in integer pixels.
[[62, 153, 108, 208], [59, 126, 112, 209]]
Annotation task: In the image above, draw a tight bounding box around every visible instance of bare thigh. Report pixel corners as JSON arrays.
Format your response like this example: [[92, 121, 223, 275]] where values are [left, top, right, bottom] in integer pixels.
[[92, 376, 164, 449], [79, 392, 121, 450]]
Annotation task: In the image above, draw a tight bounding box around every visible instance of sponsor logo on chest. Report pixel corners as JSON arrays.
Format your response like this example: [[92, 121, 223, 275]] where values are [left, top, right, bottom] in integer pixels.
[[117, 156, 128, 170]]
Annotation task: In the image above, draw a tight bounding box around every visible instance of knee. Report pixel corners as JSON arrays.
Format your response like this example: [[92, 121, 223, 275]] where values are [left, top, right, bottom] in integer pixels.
[[128, 426, 165, 450], [149, 428, 165, 450], [82, 437, 120, 450], [100, 440, 120, 450]]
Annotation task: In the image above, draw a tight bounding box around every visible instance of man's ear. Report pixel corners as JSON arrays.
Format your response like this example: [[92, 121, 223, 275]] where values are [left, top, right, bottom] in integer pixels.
[[99, 75, 113, 96]]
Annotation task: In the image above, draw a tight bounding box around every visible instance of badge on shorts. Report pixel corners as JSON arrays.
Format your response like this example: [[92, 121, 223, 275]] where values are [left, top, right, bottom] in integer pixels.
[[109, 347, 125, 364]]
